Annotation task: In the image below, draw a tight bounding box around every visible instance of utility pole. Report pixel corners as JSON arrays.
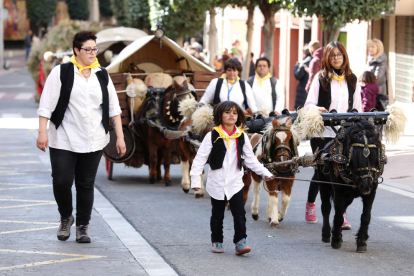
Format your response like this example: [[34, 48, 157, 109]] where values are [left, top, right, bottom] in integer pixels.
[[0, 0, 4, 69]]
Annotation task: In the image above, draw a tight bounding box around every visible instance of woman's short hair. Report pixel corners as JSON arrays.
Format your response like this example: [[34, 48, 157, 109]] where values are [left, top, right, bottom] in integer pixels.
[[213, 101, 246, 128], [73, 31, 97, 56], [303, 44, 312, 58], [255, 57, 271, 68], [367, 39, 384, 60], [223, 59, 242, 73], [360, 71, 377, 84]]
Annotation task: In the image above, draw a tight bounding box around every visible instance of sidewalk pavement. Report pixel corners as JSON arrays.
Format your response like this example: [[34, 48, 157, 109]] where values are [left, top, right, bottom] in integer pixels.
[[0, 128, 177, 275]]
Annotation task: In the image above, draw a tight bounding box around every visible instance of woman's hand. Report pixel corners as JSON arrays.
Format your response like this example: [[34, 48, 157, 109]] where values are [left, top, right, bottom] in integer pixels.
[[116, 137, 126, 158], [265, 176, 274, 181], [36, 132, 48, 152], [317, 106, 328, 113], [192, 187, 200, 191]]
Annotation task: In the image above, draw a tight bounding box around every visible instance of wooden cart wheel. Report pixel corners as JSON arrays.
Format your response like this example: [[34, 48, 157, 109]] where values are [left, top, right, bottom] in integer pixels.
[[105, 158, 113, 180]]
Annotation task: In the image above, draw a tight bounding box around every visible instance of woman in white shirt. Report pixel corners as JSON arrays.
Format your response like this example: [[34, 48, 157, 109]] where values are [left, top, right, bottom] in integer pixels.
[[36, 31, 126, 243], [303, 41, 362, 228], [200, 59, 258, 113]]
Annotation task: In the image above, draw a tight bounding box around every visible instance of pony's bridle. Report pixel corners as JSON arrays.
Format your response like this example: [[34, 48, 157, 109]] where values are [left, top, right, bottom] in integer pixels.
[[261, 124, 298, 176]]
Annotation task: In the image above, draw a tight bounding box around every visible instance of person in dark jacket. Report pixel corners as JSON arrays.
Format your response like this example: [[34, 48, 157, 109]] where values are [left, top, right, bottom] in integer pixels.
[[249, 52, 255, 77], [24, 30, 33, 60], [305, 40, 324, 92], [293, 45, 312, 109], [365, 39, 388, 110], [360, 71, 379, 112]]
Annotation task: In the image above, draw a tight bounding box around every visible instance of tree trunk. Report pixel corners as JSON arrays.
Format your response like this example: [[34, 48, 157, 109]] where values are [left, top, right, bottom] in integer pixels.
[[175, 37, 184, 48], [323, 27, 341, 46], [208, 7, 217, 69], [242, 7, 254, 80], [259, 1, 276, 74]]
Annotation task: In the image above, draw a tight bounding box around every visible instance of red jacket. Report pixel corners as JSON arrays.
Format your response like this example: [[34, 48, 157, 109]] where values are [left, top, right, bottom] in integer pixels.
[[305, 47, 324, 92], [361, 83, 379, 112]]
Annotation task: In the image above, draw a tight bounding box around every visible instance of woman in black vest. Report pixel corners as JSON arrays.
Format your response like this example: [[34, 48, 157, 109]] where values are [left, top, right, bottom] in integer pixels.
[[304, 41, 362, 228], [36, 31, 126, 243], [190, 101, 273, 255]]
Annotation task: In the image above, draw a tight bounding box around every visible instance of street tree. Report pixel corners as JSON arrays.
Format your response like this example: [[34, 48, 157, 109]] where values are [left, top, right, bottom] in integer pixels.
[[66, 0, 90, 21], [109, 0, 151, 32], [293, 0, 395, 45], [26, 0, 58, 35]]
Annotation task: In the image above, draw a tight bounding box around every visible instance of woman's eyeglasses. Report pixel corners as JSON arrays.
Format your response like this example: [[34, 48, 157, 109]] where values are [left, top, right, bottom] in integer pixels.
[[80, 47, 99, 54], [331, 53, 343, 60]]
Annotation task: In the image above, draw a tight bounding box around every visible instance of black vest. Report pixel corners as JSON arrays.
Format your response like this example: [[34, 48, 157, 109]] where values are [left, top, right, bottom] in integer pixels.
[[317, 73, 357, 112], [246, 76, 277, 110], [214, 78, 249, 109], [210, 129, 245, 170], [50, 63, 110, 134]]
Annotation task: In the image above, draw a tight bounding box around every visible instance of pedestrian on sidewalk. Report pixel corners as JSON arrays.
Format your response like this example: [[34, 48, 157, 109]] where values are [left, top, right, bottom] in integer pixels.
[[304, 41, 362, 229], [190, 101, 274, 255], [293, 45, 312, 109], [305, 40, 324, 93], [359, 71, 379, 112], [24, 30, 33, 60], [36, 31, 126, 243]]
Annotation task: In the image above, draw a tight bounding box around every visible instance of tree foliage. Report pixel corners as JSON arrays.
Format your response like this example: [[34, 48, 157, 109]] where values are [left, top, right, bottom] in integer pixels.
[[26, 0, 58, 30], [109, 0, 151, 31], [99, 0, 113, 17], [66, 0, 90, 21], [293, 0, 395, 35]]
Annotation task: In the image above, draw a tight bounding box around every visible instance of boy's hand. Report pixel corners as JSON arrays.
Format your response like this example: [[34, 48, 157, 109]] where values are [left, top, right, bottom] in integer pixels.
[[192, 188, 200, 191], [265, 176, 274, 181]]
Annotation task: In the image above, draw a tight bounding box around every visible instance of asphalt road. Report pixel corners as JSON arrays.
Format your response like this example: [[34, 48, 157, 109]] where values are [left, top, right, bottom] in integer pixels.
[[1, 67, 414, 276]]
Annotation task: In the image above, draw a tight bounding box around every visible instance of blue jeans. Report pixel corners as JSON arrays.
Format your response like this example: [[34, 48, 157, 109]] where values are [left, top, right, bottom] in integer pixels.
[[49, 147, 103, 225], [25, 47, 31, 60]]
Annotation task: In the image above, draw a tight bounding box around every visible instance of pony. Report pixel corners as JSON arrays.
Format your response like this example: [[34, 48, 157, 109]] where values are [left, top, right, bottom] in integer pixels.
[[243, 117, 298, 228], [134, 80, 194, 185]]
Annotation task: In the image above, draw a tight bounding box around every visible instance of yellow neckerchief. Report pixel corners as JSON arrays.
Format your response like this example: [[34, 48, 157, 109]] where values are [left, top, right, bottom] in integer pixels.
[[255, 73, 272, 87], [212, 125, 243, 148], [220, 73, 240, 84], [69, 55, 101, 74], [330, 71, 345, 88]]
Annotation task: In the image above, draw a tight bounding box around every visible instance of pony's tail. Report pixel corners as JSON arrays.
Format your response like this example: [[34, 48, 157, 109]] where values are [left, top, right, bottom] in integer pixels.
[[294, 107, 324, 140], [178, 98, 198, 119], [191, 105, 214, 133], [385, 104, 407, 144]]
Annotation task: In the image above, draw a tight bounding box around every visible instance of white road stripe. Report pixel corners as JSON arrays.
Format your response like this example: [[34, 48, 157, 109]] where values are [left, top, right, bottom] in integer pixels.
[[0, 82, 26, 88], [379, 184, 414, 200], [14, 93, 33, 100], [0, 92, 5, 99], [1, 113, 23, 118]]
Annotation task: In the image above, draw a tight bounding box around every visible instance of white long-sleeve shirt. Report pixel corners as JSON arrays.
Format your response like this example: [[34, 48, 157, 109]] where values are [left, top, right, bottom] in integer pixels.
[[37, 64, 122, 153], [248, 77, 285, 113], [304, 72, 362, 138], [190, 128, 273, 200], [200, 78, 258, 113]]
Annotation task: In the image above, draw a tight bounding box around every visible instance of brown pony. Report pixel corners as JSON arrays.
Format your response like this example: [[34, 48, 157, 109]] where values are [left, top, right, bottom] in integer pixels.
[[134, 80, 193, 185], [243, 117, 297, 228]]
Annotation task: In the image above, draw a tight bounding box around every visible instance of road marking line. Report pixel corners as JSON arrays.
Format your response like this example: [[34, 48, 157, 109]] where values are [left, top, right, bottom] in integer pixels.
[[14, 93, 33, 100], [94, 188, 178, 276], [0, 184, 50, 191], [0, 160, 39, 165], [0, 226, 58, 235], [379, 185, 414, 200], [0, 92, 5, 99], [1, 113, 23, 118], [0, 220, 60, 225], [0, 199, 54, 203], [0, 153, 36, 157], [0, 183, 49, 186], [0, 82, 26, 88], [0, 203, 56, 209], [0, 249, 106, 271]]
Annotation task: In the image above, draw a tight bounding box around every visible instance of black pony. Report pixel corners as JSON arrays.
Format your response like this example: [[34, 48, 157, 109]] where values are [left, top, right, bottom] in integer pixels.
[[317, 120, 385, 252]]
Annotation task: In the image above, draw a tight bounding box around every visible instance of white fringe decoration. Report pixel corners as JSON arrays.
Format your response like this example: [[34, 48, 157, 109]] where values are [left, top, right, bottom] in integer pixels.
[[385, 104, 407, 144], [191, 105, 214, 133], [134, 83, 148, 98], [178, 98, 198, 119], [258, 108, 270, 118]]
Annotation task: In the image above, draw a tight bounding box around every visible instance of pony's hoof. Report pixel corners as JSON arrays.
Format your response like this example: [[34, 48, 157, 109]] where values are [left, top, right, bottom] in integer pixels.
[[182, 188, 190, 193], [252, 214, 259, 221], [157, 176, 163, 181], [322, 236, 331, 243], [331, 240, 342, 249], [165, 181, 173, 187], [356, 245, 367, 253], [195, 194, 204, 198], [149, 179, 156, 184], [278, 217, 284, 222], [270, 222, 279, 229]]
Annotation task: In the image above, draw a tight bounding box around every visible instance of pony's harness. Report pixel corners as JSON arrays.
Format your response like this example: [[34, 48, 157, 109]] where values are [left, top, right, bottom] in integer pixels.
[[260, 124, 299, 177]]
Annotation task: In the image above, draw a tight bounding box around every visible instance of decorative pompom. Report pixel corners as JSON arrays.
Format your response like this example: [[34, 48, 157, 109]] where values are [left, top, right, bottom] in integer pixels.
[[178, 98, 198, 119], [134, 83, 148, 98], [191, 105, 214, 133], [385, 104, 407, 144]]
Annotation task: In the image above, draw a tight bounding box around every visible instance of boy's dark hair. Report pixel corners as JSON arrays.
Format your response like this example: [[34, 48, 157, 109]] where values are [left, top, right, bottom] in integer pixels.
[[223, 59, 242, 73], [250, 52, 254, 58], [73, 31, 97, 56], [360, 71, 377, 84], [213, 101, 246, 129], [255, 57, 271, 68]]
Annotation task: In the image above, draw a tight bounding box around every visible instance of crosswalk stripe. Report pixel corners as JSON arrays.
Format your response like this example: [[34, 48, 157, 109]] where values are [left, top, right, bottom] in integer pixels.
[[0, 92, 34, 100], [14, 93, 33, 100], [0, 93, 5, 99]]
